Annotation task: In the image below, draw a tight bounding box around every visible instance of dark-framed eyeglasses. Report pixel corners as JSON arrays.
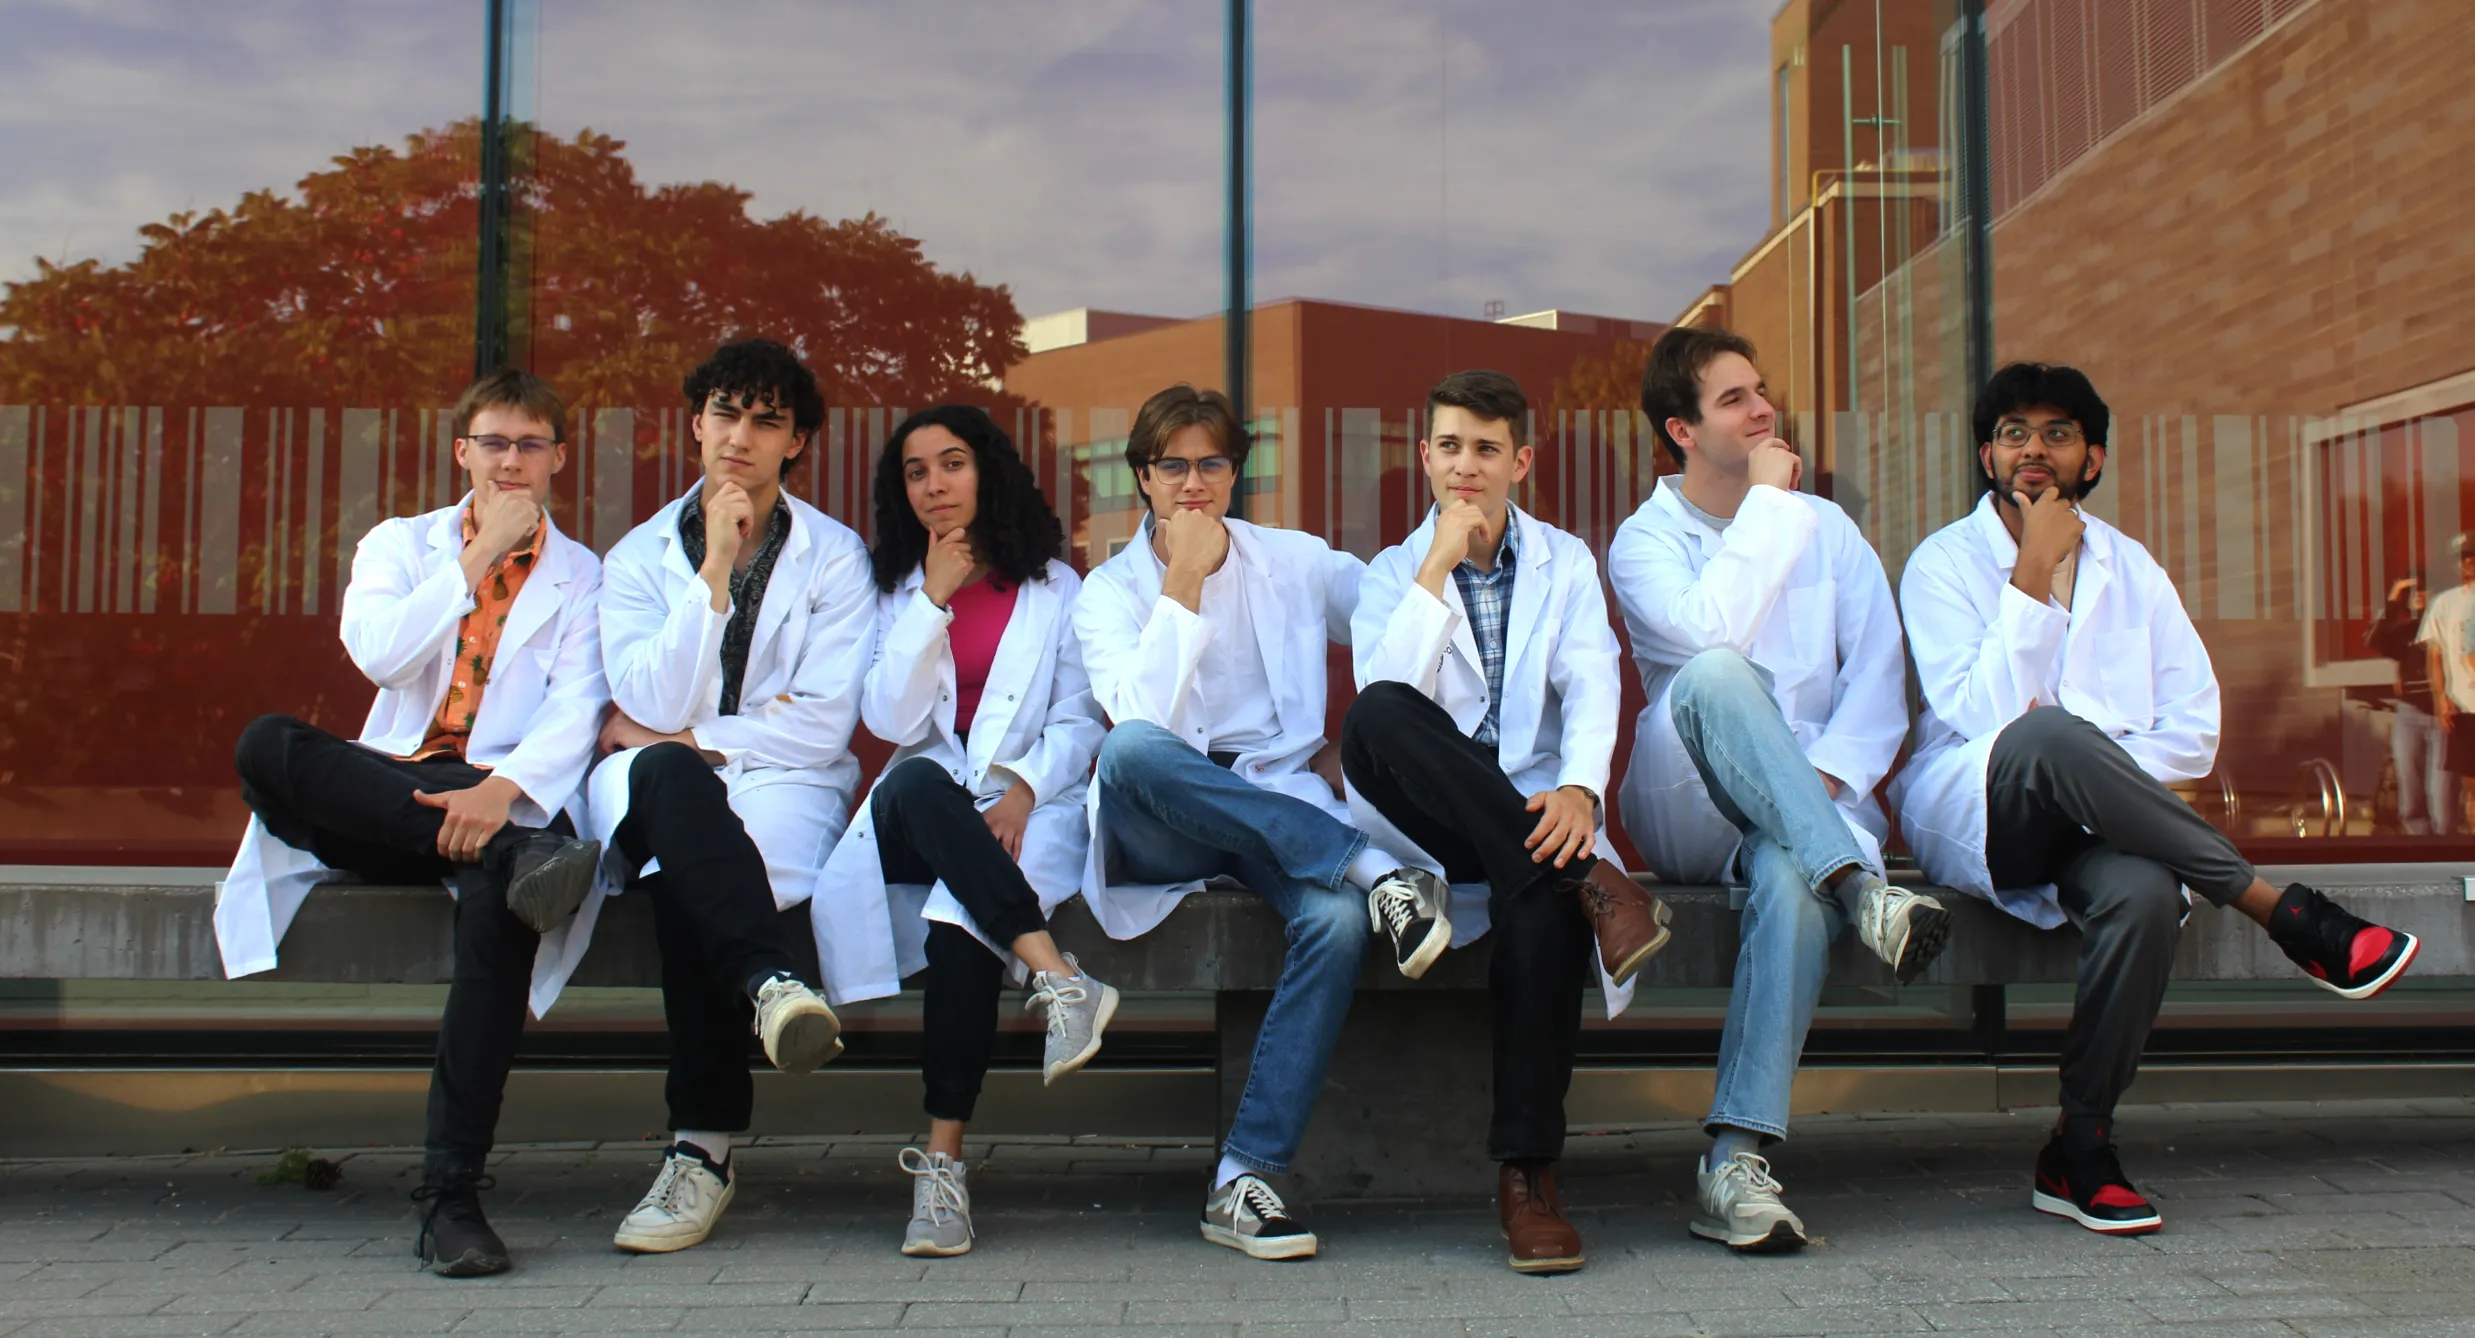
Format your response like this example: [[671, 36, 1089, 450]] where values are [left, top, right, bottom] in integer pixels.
[[463, 434, 558, 458]]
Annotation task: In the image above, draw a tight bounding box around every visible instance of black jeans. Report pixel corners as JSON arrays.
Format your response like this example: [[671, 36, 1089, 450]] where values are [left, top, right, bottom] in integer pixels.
[[1985, 707, 2259, 1122], [232, 713, 567, 1173], [873, 757, 1051, 1122], [1339, 681, 1594, 1163], [608, 743, 809, 1138]]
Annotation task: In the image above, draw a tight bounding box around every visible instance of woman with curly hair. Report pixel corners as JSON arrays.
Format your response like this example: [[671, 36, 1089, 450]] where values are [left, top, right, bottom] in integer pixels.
[[813, 404, 1112, 1257]]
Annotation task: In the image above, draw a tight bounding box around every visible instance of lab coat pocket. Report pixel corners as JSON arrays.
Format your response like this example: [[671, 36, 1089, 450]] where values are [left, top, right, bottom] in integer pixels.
[[1776, 583, 1837, 714]]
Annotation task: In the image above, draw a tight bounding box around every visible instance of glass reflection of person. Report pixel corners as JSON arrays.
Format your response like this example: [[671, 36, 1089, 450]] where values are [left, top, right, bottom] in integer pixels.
[[2416, 534, 2475, 831], [1894, 362, 2423, 1240], [2369, 571, 2449, 834]]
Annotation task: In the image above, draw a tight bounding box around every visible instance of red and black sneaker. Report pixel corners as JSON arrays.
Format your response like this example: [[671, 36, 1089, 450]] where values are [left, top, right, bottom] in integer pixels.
[[2032, 1121, 2162, 1236], [2268, 883, 2421, 1000]]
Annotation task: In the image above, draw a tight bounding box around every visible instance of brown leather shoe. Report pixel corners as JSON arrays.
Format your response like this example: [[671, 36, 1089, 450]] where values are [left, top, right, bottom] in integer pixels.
[[1570, 863, 1671, 985], [1498, 1160, 1584, 1274]]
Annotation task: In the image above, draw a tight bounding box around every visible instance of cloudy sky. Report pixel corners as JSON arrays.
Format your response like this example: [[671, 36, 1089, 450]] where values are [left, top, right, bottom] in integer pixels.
[[2, 0, 1783, 327]]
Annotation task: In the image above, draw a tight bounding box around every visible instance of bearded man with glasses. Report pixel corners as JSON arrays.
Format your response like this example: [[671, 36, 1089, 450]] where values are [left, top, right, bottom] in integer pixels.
[[1894, 362, 2421, 1239]]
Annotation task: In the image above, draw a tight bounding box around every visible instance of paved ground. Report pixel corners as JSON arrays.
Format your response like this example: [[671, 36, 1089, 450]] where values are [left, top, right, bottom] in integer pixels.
[[4, 1097, 2474, 1337]]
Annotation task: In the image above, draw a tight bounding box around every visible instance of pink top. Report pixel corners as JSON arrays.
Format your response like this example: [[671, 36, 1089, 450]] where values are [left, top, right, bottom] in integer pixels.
[[946, 578, 1016, 732]]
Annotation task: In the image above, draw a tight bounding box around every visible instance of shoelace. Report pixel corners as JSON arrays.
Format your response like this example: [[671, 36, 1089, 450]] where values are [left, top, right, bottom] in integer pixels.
[[899, 1148, 972, 1233], [1717, 1152, 1785, 1200], [751, 975, 799, 1035], [1578, 879, 1619, 919], [1027, 974, 1089, 1041], [410, 1172, 495, 1265], [1235, 1176, 1289, 1224], [637, 1146, 720, 1217], [1372, 882, 1421, 938]]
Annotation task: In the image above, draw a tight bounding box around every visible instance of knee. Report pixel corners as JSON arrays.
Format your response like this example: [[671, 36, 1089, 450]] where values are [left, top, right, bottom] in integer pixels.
[[1097, 721, 1181, 789], [1671, 648, 1763, 714], [1344, 681, 1423, 737], [877, 756, 954, 806], [233, 713, 306, 784], [1287, 886, 1370, 956], [2008, 705, 2111, 762], [632, 741, 722, 800], [2079, 859, 2186, 945]]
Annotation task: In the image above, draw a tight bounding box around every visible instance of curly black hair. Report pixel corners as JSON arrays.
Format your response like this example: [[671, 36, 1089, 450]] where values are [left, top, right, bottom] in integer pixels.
[[870, 405, 1064, 593], [683, 338, 825, 477], [1972, 361, 2111, 495]]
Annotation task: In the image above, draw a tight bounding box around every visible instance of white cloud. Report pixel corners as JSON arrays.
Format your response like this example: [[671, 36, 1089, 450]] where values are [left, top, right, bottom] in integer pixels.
[[0, 0, 1784, 325]]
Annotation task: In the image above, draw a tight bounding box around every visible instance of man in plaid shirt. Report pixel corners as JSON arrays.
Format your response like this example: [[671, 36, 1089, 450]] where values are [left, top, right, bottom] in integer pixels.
[[1340, 369, 1663, 1275]]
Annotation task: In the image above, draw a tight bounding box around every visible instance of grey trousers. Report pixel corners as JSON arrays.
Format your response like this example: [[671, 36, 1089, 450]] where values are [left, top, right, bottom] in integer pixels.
[[1984, 707, 2259, 1121]]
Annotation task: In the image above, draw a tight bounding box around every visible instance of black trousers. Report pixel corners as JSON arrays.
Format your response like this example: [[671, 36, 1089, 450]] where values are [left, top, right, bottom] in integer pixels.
[[608, 743, 809, 1139], [233, 713, 571, 1171], [1339, 681, 1595, 1163], [1984, 707, 2259, 1122], [873, 757, 1052, 1122]]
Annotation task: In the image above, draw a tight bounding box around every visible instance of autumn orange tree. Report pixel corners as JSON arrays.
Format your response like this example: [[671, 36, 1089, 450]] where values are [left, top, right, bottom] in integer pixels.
[[0, 119, 1027, 411]]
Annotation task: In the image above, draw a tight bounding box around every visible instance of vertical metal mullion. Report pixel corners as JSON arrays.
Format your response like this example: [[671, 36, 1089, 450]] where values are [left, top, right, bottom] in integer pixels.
[[476, 0, 509, 376], [1959, 0, 1996, 492], [1224, 0, 1250, 521]]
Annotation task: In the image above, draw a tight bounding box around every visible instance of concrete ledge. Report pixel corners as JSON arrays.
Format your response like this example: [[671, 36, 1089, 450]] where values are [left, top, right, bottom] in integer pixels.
[[4, 866, 2467, 987]]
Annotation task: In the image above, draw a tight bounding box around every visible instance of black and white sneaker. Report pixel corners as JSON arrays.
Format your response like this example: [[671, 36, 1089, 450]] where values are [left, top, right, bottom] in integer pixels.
[[1200, 1173, 1318, 1260], [1367, 867, 1451, 979], [2031, 1120, 2162, 1236]]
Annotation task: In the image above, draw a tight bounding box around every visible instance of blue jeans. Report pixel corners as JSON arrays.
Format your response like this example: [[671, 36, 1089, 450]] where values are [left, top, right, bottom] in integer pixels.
[[1095, 721, 1372, 1175], [1668, 649, 1862, 1141], [2392, 701, 2453, 835]]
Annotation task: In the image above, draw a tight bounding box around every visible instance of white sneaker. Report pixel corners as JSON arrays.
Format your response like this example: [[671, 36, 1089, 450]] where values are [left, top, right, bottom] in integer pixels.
[[899, 1148, 974, 1256], [1691, 1151, 1807, 1252], [1850, 875, 1952, 985], [752, 975, 842, 1073], [613, 1142, 735, 1253]]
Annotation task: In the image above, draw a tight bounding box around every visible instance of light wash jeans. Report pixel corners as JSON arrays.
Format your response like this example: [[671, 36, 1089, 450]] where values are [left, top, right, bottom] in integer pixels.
[[1095, 721, 1372, 1175], [1666, 648, 1866, 1142], [2391, 701, 2453, 835]]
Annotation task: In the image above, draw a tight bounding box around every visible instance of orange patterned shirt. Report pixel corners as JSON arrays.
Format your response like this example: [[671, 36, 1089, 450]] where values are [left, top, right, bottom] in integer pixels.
[[408, 506, 546, 761]]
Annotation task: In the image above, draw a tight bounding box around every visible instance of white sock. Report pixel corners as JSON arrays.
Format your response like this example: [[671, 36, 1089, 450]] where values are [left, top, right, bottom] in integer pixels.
[[673, 1130, 732, 1165], [1214, 1154, 1254, 1189], [1344, 847, 1398, 892], [1705, 1127, 1761, 1172]]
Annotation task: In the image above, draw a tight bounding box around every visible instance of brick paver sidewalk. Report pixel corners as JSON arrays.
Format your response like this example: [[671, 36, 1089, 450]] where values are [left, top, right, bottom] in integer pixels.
[[4, 1097, 2472, 1337]]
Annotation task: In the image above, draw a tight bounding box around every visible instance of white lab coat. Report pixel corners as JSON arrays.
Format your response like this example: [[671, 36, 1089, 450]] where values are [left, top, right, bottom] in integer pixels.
[[569, 490, 876, 1005], [1607, 480, 1907, 886], [213, 499, 607, 1018], [1351, 503, 1638, 1015], [811, 561, 1104, 1005], [1072, 517, 1365, 937], [1892, 494, 2220, 926]]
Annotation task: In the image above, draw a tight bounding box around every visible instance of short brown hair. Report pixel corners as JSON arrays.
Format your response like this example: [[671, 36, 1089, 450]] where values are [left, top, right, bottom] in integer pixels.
[[1426, 369, 1531, 447], [452, 367, 568, 443], [1640, 326, 1757, 467], [1125, 384, 1246, 474]]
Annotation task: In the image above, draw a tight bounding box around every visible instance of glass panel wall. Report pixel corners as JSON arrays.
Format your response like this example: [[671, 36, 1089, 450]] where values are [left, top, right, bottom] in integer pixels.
[[0, 0, 487, 864]]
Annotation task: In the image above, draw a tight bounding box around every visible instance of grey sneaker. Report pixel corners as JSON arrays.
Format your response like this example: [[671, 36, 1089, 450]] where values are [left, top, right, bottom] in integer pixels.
[[502, 833, 601, 933], [1691, 1151, 1807, 1252], [1367, 867, 1451, 979], [1850, 874, 1952, 985], [1026, 955, 1119, 1086], [898, 1148, 974, 1257], [1200, 1173, 1317, 1260], [752, 975, 842, 1073]]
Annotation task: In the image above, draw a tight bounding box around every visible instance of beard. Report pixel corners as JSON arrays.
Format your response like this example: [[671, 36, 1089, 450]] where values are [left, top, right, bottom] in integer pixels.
[[1997, 460, 2089, 504]]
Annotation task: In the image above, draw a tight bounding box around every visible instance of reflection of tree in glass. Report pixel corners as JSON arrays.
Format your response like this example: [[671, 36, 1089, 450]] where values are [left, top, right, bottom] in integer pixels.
[[1552, 339, 1652, 419], [0, 119, 1028, 410]]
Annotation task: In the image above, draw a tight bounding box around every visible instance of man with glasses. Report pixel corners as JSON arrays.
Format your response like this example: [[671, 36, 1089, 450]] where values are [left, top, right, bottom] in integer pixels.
[[220, 368, 609, 1275], [1073, 384, 1427, 1261], [1896, 361, 2422, 1238]]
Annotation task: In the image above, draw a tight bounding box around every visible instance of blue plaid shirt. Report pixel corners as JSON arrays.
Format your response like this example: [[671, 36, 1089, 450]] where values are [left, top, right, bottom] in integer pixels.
[[1449, 517, 1520, 748]]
